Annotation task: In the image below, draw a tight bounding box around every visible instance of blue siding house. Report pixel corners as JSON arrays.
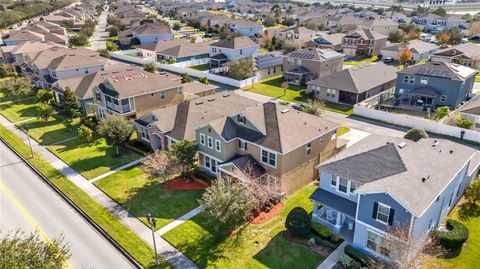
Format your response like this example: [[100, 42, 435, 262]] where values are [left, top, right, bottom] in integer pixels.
[[310, 135, 479, 261], [394, 62, 477, 109]]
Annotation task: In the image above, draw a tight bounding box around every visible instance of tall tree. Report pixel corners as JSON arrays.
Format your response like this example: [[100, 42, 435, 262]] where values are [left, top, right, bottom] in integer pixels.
[[227, 58, 253, 80], [97, 115, 134, 156], [78, 124, 93, 143], [62, 87, 81, 118], [397, 47, 413, 65], [388, 29, 404, 43], [436, 33, 450, 47], [0, 77, 34, 102], [448, 27, 464, 45], [143, 62, 157, 73], [0, 231, 70, 269], [37, 103, 55, 121]]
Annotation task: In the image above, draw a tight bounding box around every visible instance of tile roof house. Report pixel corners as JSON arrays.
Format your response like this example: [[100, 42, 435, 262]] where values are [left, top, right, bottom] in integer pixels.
[[431, 44, 480, 68], [92, 69, 183, 120], [394, 62, 478, 109], [310, 135, 480, 260], [195, 102, 343, 194], [342, 29, 387, 57], [380, 39, 439, 62], [283, 48, 344, 85], [209, 37, 259, 68], [307, 62, 397, 105]]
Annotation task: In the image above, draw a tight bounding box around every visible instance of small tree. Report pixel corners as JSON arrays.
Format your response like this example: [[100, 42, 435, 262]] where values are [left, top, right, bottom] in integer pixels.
[[281, 81, 289, 96], [201, 177, 256, 231], [143, 62, 157, 73], [37, 103, 55, 121], [448, 27, 464, 45], [169, 140, 198, 178], [458, 179, 480, 220], [285, 207, 311, 238], [36, 89, 53, 104], [397, 47, 413, 65], [172, 23, 181, 30], [62, 118, 74, 132], [282, 17, 296, 27], [455, 117, 474, 129], [108, 25, 119, 37], [98, 49, 110, 58], [263, 16, 277, 27], [302, 99, 325, 117], [62, 87, 81, 118], [0, 65, 9, 78], [0, 231, 70, 269], [198, 77, 209, 84], [407, 31, 420, 40], [97, 115, 134, 156], [404, 128, 428, 142], [388, 29, 405, 43], [78, 125, 93, 143], [141, 150, 177, 178], [227, 58, 253, 80], [0, 78, 34, 102], [434, 106, 450, 119], [181, 73, 193, 83], [436, 33, 450, 47], [282, 41, 299, 54], [432, 7, 447, 17]]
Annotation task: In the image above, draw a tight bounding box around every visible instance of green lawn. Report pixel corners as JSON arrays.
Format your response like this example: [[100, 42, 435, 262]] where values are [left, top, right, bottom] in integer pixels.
[[344, 55, 379, 66], [162, 185, 324, 269], [475, 75, 480, 83], [187, 63, 210, 71], [16, 116, 80, 145], [94, 165, 203, 229], [0, 124, 170, 269], [244, 75, 353, 115], [47, 135, 142, 179], [0, 97, 38, 122], [423, 198, 480, 269]]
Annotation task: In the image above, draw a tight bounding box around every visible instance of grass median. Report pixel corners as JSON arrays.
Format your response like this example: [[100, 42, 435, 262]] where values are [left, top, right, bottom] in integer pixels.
[[0, 124, 170, 269]]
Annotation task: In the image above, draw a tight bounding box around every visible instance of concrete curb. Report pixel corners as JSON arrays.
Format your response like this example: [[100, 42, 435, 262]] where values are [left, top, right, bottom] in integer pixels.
[[0, 137, 144, 269]]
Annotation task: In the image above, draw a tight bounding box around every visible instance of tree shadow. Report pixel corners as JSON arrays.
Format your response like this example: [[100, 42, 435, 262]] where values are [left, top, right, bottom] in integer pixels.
[[457, 202, 480, 221]]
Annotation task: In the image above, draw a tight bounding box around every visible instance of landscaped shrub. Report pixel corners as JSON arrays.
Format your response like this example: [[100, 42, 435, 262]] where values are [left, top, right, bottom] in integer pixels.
[[80, 115, 98, 129], [435, 106, 450, 119], [311, 234, 337, 249], [339, 253, 362, 269], [404, 128, 428, 142], [344, 245, 372, 267], [285, 207, 311, 238], [432, 219, 469, 250], [311, 221, 332, 239]]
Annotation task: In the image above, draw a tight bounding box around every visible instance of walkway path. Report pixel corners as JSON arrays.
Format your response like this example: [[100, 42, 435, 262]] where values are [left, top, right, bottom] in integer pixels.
[[90, 157, 147, 183], [0, 114, 199, 269], [157, 206, 202, 236], [316, 241, 348, 269]]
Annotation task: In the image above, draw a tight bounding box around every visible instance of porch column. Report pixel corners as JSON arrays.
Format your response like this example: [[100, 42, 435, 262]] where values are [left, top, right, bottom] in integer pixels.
[[335, 213, 342, 227], [313, 202, 318, 216]]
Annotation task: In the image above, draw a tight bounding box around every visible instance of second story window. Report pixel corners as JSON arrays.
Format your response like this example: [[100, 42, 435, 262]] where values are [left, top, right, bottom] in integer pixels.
[[239, 140, 247, 150], [177, 87, 183, 95], [160, 91, 165, 99], [215, 139, 221, 152], [287, 57, 294, 65], [403, 75, 415, 84], [237, 114, 246, 124], [306, 143, 312, 155], [207, 137, 213, 149], [261, 149, 276, 167], [199, 133, 205, 145], [420, 77, 428, 85], [240, 49, 243, 55], [373, 202, 393, 225], [338, 178, 348, 193], [95, 92, 102, 102]]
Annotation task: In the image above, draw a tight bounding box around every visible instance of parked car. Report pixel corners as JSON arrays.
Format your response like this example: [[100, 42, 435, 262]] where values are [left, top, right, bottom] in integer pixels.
[[384, 57, 394, 63], [292, 103, 309, 111]]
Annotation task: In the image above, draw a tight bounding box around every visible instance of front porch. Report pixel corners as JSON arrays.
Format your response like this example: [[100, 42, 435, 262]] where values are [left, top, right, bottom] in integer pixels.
[[284, 66, 311, 86], [312, 204, 355, 243]]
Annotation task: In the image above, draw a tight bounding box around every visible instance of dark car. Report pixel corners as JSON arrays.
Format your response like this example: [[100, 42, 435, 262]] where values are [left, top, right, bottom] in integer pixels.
[[292, 103, 309, 111]]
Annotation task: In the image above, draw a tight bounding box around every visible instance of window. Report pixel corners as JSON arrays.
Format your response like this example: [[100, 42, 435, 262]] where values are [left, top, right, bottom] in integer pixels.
[[420, 77, 428, 84], [85, 70, 89, 74], [339, 178, 348, 193], [331, 175, 337, 186], [199, 133, 205, 145], [261, 149, 276, 167], [306, 142, 312, 155], [205, 156, 211, 168], [215, 139, 221, 152], [239, 140, 247, 150], [398, 88, 404, 95], [296, 59, 302, 65], [287, 57, 294, 65], [160, 91, 165, 99], [95, 92, 102, 102], [440, 95, 447, 103], [177, 87, 183, 95], [350, 181, 357, 193], [332, 131, 337, 140], [207, 137, 213, 148], [376, 203, 391, 224], [367, 231, 379, 252], [140, 127, 150, 141], [403, 75, 415, 84], [211, 159, 217, 173], [240, 49, 243, 55], [237, 114, 246, 124]]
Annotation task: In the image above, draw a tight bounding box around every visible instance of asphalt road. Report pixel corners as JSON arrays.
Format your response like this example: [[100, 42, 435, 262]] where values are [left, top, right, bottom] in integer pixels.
[[90, 6, 109, 51], [0, 142, 135, 269]]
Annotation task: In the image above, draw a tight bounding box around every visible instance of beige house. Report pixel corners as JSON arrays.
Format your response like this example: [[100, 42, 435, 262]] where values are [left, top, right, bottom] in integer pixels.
[[431, 44, 480, 68], [274, 26, 316, 48], [357, 18, 399, 36], [283, 48, 344, 85], [92, 70, 183, 120], [195, 102, 344, 195], [307, 62, 397, 104], [342, 29, 387, 57]]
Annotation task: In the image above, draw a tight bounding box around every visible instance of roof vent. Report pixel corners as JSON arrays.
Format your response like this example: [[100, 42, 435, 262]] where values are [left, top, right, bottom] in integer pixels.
[[398, 142, 407, 148], [223, 94, 230, 98], [207, 98, 215, 102], [195, 101, 204, 105], [432, 140, 440, 147], [422, 175, 430, 183], [450, 150, 454, 154], [281, 108, 289, 114]]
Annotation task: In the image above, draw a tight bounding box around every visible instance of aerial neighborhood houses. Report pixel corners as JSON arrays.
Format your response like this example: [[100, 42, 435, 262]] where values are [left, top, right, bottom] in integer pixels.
[[2, 0, 480, 267]]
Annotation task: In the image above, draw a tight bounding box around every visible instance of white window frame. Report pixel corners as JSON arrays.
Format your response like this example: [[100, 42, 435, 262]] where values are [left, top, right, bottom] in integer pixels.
[[420, 77, 428, 85], [260, 148, 277, 168], [440, 95, 447, 103], [140, 127, 150, 141], [376, 203, 391, 225], [330, 174, 337, 186], [207, 136, 213, 149], [239, 139, 247, 150], [215, 139, 221, 152], [306, 142, 312, 155], [199, 133, 205, 145], [338, 178, 348, 193]]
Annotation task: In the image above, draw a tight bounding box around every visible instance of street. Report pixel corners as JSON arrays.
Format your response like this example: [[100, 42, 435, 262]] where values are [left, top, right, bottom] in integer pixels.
[[90, 5, 109, 51], [0, 142, 135, 269]]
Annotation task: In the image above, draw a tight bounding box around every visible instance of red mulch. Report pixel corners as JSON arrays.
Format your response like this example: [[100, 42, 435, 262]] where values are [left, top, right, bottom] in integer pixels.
[[249, 202, 284, 224], [162, 177, 207, 191]]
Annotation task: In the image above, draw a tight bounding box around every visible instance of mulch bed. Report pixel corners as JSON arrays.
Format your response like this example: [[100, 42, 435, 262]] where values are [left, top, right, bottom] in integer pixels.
[[249, 202, 284, 224], [162, 177, 208, 191], [283, 232, 334, 257]]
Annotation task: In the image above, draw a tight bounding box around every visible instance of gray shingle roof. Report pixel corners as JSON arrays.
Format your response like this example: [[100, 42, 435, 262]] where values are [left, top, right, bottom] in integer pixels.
[[309, 188, 357, 217]]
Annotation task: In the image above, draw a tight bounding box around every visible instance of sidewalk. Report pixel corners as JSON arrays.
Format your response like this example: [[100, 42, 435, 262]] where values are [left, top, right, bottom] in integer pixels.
[[0, 115, 199, 269], [316, 241, 348, 269]]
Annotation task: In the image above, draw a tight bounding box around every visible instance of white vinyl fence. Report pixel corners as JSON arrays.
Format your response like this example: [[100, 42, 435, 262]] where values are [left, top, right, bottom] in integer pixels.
[[354, 105, 480, 143], [109, 50, 259, 88]]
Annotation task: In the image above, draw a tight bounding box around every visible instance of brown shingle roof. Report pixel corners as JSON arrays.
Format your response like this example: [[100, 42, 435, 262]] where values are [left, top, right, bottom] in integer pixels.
[[211, 36, 257, 49]]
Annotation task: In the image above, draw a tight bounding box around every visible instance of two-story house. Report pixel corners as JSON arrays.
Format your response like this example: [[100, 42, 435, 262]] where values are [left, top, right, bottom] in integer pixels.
[[410, 14, 467, 33], [307, 62, 397, 105], [394, 62, 477, 109], [310, 135, 480, 261], [431, 44, 480, 68], [0, 41, 65, 66], [118, 23, 173, 48], [209, 37, 259, 68], [92, 69, 183, 120], [274, 26, 316, 48], [380, 39, 439, 63], [228, 19, 264, 37], [357, 18, 399, 36], [195, 102, 343, 194], [342, 30, 387, 57], [283, 48, 344, 85], [134, 92, 259, 150]]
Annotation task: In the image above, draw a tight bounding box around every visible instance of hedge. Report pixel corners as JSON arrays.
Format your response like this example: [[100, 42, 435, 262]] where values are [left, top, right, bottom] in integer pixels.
[[433, 219, 469, 250], [344, 245, 373, 267], [311, 221, 332, 239], [311, 235, 336, 250]]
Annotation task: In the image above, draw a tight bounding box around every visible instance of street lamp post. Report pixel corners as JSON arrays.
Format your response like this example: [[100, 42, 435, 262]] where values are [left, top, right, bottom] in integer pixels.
[[24, 125, 34, 158], [146, 213, 159, 265]]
